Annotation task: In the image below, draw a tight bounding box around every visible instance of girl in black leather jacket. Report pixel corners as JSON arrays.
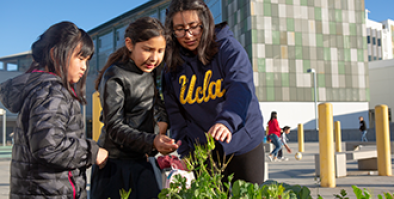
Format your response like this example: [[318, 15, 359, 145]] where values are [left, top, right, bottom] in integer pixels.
[[90, 17, 179, 199]]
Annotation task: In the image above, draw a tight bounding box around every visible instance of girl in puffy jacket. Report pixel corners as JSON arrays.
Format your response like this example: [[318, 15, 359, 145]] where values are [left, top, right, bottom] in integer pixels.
[[90, 17, 179, 199], [0, 21, 108, 199]]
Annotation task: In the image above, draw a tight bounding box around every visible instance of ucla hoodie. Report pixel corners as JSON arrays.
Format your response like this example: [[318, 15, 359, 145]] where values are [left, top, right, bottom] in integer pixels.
[[162, 25, 264, 157]]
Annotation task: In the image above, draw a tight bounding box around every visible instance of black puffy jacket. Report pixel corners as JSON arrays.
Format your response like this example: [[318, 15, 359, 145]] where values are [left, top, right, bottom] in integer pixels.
[[97, 59, 168, 159], [0, 72, 99, 199]]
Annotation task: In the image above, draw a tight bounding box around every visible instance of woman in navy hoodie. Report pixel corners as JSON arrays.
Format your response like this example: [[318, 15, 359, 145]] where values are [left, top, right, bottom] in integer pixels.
[[162, 0, 265, 184]]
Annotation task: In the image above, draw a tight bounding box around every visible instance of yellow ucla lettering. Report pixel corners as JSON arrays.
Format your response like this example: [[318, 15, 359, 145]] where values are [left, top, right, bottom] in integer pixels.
[[178, 70, 226, 105], [179, 75, 187, 104]]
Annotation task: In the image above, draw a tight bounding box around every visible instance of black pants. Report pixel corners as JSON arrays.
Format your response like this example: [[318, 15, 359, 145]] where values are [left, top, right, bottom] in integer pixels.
[[90, 158, 160, 199], [213, 142, 265, 185]]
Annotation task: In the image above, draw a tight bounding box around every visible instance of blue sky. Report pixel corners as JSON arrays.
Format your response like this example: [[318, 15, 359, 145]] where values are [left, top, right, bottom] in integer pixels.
[[0, 0, 392, 58]]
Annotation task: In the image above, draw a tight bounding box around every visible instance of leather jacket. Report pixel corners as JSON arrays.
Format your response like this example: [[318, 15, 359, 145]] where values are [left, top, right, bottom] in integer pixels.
[[97, 59, 168, 159]]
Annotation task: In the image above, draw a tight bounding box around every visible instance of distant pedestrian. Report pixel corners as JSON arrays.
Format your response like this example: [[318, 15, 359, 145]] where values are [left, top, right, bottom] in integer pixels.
[[277, 126, 292, 161], [267, 111, 282, 161], [0, 21, 108, 198], [359, 116, 368, 142]]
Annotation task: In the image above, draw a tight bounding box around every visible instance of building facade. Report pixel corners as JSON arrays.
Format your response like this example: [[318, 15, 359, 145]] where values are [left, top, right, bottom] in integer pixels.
[[1, 0, 370, 131]]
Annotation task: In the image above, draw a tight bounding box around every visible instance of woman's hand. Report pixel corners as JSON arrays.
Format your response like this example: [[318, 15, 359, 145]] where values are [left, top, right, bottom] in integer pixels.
[[154, 134, 179, 155], [157, 121, 168, 135], [96, 148, 109, 169], [208, 123, 232, 143]]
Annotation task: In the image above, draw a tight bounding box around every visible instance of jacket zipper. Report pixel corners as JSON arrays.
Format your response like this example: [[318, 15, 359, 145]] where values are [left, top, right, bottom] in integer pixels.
[[68, 171, 76, 199]]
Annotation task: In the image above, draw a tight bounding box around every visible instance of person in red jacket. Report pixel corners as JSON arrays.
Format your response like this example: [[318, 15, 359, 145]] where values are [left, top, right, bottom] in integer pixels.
[[267, 111, 282, 161]]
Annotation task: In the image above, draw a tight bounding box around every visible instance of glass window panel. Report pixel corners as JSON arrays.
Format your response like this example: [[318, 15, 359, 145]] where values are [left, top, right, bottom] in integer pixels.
[[335, 9, 342, 22], [282, 73, 289, 87], [266, 72, 274, 86], [272, 30, 280, 44], [160, 9, 166, 24], [266, 86, 275, 101], [274, 73, 282, 86], [264, 3, 271, 16], [258, 58, 266, 72], [315, 7, 322, 21], [287, 18, 294, 31], [318, 73, 325, 87], [295, 46, 303, 59], [18, 57, 32, 72], [89, 39, 98, 75], [149, 12, 159, 19], [7, 63, 17, 71], [271, 4, 278, 17], [115, 26, 127, 50], [0, 62, 3, 70], [98, 31, 114, 70]]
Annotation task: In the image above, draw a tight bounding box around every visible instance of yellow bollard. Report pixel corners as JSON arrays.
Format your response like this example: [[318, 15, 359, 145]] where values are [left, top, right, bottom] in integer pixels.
[[318, 103, 336, 188], [375, 105, 392, 176], [92, 91, 103, 142], [298, 123, 304, 152], [334, 121, 342, 152]]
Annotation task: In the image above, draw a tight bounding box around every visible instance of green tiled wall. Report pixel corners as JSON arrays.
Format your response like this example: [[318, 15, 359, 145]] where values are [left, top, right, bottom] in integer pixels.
[[223, 0, 368, 102]]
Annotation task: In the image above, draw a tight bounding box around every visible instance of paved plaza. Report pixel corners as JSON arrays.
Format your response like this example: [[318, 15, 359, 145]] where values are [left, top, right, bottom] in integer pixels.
[[0, 142, 392, 198]]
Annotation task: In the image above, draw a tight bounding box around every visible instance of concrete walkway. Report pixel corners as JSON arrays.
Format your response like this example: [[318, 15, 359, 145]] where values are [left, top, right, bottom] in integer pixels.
[[267, 142, 394, 198], [0, 142, 392, 198]]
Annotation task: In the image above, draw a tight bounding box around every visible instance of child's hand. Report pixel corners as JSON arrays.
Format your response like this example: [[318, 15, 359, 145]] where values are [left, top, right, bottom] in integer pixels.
[[287, 148, 292, 153], [96, 148, 109, 169], [154, 134, 179, 155], [208, 123, 232, 143]]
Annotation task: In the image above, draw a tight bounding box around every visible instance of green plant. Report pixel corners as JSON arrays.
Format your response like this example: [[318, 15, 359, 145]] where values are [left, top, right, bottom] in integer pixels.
[[158, 133, 231, 199], [334, 189, 349, 199], [158, 134, 313, 199], [119, 188, 131, 199], [333, 186, 394, 199], [352, 185, 372, 199]]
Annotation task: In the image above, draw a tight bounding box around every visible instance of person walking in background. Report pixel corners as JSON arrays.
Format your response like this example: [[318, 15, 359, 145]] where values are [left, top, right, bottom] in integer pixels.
[[267, 111, 282, 162], [162, 0, 265, 185], [0, 21, 108, 198], [277, 126, 292, 161], [90, 17, 179, 199], [359, 116, 368, 142]]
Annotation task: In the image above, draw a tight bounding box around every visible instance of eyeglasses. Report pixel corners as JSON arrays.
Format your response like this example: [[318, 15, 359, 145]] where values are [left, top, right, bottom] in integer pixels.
[[173, 24, 203, 38]]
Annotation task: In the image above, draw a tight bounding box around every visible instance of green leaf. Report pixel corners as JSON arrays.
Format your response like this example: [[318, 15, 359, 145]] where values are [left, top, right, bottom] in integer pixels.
[[352, 185, 363, 199], [119, 188, 131, 199]]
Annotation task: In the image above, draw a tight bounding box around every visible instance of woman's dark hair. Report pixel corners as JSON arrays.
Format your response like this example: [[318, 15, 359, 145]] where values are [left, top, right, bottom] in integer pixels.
[[164, 0, 218, 71], [26, 21, 94, 104], [95, 17, 166, 90], [269, 111, 277, 123]]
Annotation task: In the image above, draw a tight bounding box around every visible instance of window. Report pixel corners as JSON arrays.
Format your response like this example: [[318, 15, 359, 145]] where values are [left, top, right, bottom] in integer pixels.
[[7, 63, 17, 71], [367, 35, 370, 43], [88, 39, 97, 76], [160, 8, 166, 24], [98, 31, 114, 70], [377, 38, 381, 46], [18, 57, 32, 72], [0, 62, 3, 70], [116, 26, 127, 50], [149, 11, 159, 19], [372, 37, 376, 45]]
